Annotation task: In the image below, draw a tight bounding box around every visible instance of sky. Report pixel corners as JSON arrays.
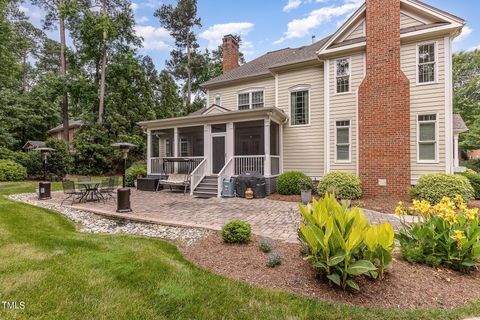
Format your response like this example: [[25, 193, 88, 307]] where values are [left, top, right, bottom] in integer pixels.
[[20, 0, 480, 70]]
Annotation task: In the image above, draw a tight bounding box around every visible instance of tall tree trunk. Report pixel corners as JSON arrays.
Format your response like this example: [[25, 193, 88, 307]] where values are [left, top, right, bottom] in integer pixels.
[[98, 0, 107, 125], [59, 0, 69, 142], [21, 54, 27, 92], [186, 33, 191, 107]]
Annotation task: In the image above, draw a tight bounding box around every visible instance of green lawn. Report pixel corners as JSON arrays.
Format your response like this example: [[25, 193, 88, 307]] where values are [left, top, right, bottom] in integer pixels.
[[0, 181, 479, 319]]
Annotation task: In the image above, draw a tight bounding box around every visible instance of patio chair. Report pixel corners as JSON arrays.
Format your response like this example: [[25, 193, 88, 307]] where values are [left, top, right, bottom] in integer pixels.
[[61, 180, 85, 205], [77, 176, 91, 182], [99, 177, 115, 200]]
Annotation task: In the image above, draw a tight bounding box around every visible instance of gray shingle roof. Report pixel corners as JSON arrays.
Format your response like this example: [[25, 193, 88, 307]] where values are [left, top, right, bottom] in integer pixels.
[[201, 36, 330, 88], [453, 114, 468, 133], [48, 119, 84, 134]]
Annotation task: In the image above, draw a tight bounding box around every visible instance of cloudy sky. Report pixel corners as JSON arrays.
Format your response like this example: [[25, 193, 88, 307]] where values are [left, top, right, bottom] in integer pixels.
[[21, 0, 480, 70]]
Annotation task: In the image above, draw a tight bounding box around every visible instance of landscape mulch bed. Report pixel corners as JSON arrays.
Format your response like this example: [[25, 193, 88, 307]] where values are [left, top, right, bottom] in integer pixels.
[[267, 193, 410, 214], [182, 233, 480, 310]]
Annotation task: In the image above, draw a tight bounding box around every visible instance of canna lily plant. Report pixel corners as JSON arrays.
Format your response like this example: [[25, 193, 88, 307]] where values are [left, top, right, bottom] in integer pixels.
[[298, 193, 394, 291], [395, 195, 480, 272]]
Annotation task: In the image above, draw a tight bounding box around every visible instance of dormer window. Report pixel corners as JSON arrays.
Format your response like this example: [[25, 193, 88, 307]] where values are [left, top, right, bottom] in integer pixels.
[[238, 90, 264, 110], [214, 94, 221, 106], [335, 58, 350, 93], [418, 43, 436, 84]]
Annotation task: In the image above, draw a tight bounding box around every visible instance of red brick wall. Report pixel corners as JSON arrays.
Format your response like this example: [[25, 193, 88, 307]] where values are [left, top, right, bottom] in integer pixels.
[[223, 35, 239, 74], [358, 0, 411, 198]]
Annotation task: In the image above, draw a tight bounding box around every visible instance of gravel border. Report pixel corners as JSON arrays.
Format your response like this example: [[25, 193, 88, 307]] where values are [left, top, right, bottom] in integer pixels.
[[9, 193, 211, 246]]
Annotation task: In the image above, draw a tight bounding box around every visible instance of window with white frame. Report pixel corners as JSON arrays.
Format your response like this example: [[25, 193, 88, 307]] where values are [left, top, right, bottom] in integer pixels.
[[417, 114, 437, 161], [165, 139, 172, 157], [238, 90, 264, 110], [214, 94, 221, 106], [180, 138, 189, 157], [418, 43, 436, 84], [290, 89, 309, 126], [335, 58, 350, 93], [336, 120, 351, 161]]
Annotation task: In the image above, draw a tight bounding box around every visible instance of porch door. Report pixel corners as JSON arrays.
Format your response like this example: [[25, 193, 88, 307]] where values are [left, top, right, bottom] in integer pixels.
[[212, 135, 226, 174]]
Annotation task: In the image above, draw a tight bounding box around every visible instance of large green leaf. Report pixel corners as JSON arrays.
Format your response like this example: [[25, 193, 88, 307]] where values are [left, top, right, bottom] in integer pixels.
[[326, 273, 341, 286], [346, 279, 360, 291], [347, 260, 377, 276], [328, 250, 347, 266]]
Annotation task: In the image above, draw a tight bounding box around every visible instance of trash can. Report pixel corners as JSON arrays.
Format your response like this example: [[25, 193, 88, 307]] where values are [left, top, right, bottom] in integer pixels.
[[222, 178, 235, 198], [255, 182, 267, 198], [38, 181, 51, 200]]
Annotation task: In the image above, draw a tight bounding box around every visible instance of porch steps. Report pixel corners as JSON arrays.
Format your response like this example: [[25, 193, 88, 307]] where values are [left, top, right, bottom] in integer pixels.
[[193, 176, 218, 198]]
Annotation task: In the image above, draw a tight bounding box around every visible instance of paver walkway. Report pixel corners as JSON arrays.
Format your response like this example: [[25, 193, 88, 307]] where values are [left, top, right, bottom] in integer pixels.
[[38, 190, 401, 243]]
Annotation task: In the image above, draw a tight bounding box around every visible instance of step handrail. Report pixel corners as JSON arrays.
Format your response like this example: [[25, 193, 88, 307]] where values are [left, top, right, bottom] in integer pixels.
[[189, 158, 207, 195], [217, 157, 234, 197]]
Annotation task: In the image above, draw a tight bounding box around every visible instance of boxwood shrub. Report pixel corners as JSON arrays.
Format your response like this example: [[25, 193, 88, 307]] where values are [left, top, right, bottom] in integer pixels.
[[0, 160, 27, 181], [457, 169, 480, 200], [276, 171, 313, 195], [410, 173, 474, 203], [125, 163, 147, 187], [317, 171, 362, 200], [221, 220, 251, 243]]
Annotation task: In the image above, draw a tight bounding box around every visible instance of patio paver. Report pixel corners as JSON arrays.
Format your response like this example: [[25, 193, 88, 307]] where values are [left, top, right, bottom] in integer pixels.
[[39, 190, 401, 243]]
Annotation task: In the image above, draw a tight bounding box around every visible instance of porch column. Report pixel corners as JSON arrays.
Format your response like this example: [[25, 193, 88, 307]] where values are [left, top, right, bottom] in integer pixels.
[[173, 127, 178, 173], [226, 122, 234, 160], [264, 118, 271, 177], [454, 134, 460, 168], [146, 129, 152, 175], [279, 121, 284, 174], [204, 124, 211, 174]]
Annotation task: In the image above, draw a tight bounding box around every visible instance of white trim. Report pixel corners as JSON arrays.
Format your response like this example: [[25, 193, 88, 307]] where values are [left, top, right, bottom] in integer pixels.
[[279, 119, 284, 174], [445, 36, 453, 173], [210, 132, 227, 174], [416, 41, 439, 86], [416, 113, 440, 164], [334, 57, 352, 95], [400, 24, 461, 40], [324, 59, 330, 174], [403, 0, 465, 26], [400, 9, 429, 25], [264, 118, 271, 177], [288, 85, 311, 127], [334, 119, 352, 163], [206, 90, 210, 106], [146, 129, 152, 175], [338, 18, 365, 43], [237, 87, 265, 110]]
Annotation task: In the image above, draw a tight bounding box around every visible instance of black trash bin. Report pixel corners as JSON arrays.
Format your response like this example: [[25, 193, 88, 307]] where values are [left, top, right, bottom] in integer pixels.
[[38, 181, 51, 200], [235, 171, 266, 198]]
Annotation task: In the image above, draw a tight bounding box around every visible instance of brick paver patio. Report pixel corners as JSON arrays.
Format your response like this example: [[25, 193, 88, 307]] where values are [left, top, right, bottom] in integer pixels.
[[40, 190, 401, 242]]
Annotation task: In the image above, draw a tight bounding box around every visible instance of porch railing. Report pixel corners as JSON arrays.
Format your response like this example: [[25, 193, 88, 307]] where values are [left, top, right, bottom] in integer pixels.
[[150, 157, 204, 174], [217, 157, 234, 197], [234, 155, 264, 175], [190, 158, 207, 195]]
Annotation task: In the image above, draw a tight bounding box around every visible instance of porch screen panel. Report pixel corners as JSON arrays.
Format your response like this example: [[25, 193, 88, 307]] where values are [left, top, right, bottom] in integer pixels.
[[270, 121, 279, 156], [234, 121, 264, 155], [177, 126, 204, 157]]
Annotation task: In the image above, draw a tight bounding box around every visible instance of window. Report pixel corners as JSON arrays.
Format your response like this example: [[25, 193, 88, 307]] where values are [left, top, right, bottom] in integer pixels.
[[417, 114, 437, 162], [335, 58, 350, 93], [180, 138, 189, 157], [290, 90, 309, 126], [336, 120, 351, 162], [418, 43, 436, 84], [214, 94, 221, 106], [165, 139, 172, 157], [237, 90, 264, 110]]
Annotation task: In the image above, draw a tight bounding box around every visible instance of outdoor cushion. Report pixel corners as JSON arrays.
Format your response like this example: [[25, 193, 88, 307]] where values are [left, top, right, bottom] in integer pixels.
[[159, 174, 189, 186]]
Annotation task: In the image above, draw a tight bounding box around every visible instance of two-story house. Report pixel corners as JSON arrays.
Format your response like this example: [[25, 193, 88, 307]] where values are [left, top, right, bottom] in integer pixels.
[[139, 0, 467, 198]]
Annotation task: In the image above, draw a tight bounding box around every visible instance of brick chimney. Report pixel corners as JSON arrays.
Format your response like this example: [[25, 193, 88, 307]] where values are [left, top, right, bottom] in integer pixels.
[[358, 0, 411, 198], [222, 34, 239, 74]]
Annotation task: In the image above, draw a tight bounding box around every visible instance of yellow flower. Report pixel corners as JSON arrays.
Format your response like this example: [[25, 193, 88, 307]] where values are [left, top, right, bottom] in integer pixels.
[[395, 202, 406, 216], [411, 199, 431, 217], [452, 230, 464, 241], [465, 208, 479, 220]]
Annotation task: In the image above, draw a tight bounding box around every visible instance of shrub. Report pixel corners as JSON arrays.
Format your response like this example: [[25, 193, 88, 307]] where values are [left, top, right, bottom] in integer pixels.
[[73, 125, 114, 176], [266, 250, 283, 268], [258, 238, 273, 253], [221, 220, 251, 244], [463, 159, 480, 173], [457, 169, 480, 199], [395, 195, 480, 273], [317, 172, 362, 200], [45, 139, 73, 180], [125, 163, 147, 187], [299, 193, 394, 291], [410, 173, 474, 204], [0, 160, 27, 181], [276, 171, 313, 195]]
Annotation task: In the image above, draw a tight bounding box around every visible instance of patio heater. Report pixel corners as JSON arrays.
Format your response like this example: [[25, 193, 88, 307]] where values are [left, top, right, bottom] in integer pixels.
[[111, 142, 137, 213], [35, 147, 56, 200]]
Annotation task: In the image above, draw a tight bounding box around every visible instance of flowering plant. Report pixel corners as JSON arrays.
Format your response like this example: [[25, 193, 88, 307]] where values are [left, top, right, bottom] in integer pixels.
[[395, 195, 480, 272]]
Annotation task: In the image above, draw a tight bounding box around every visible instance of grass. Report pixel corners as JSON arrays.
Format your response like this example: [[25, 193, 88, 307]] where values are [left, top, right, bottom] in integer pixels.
[[0, 181, 479, 319]]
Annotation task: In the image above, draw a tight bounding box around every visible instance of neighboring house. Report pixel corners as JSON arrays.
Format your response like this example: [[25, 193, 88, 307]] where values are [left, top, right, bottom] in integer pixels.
[[467, 150, 480, 161], [139, 0, 466, 198], [48, 120, 84, 142], [23, 140, 46, 152]]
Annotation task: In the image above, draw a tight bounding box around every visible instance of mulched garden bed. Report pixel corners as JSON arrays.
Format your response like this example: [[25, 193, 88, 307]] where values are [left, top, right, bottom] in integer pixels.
[[182, 233, 480, 311]]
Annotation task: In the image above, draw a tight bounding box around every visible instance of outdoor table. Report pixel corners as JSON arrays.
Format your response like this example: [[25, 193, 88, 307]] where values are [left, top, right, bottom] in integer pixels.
[[77, 180, 103, 203]]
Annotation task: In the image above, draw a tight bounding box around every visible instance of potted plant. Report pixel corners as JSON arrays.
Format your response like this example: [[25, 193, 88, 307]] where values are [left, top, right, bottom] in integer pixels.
[[300, 179, 312, 205]]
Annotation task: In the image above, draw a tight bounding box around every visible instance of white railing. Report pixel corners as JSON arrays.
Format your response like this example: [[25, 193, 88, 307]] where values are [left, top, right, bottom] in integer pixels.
[[190, 158, 207, 195], [217, 157, 234, 197], [150, 157, 204, 174], [270, 155, 280, 175], [234, 155, 265, 175]]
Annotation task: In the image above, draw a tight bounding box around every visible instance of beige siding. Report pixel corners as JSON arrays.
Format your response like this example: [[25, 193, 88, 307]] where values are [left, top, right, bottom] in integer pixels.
[[345, 21, 365, 41], [328, 53, 365, 174], [277, 65, 324, 178], [400, 12, 424, 29], [401, 38, 446, 182], [207, 78, 275, 111]]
